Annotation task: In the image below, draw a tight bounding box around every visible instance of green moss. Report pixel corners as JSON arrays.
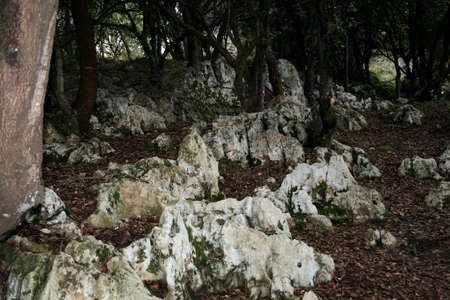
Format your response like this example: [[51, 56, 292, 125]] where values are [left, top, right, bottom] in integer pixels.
[[206, 192, 225, 203], [324, 151, 332, 163], [9, 252, 54, 299], [277, 220, 284, 231], [43, 152, 65, 163], [111, 191, 122, 207], [95, 247, 111, 266], [375, 145, 396, 152]]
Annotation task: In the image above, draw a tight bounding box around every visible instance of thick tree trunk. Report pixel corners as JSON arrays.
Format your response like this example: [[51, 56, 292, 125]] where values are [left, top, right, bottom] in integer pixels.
[[0, 0, 58, 238], [71, 0, 97, 133]]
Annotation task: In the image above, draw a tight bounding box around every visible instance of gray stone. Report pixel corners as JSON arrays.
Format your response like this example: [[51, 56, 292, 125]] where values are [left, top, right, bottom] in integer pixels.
[[124, 198, 333, 300], [365, 229, 400, 249], [152, 133, 172, 149], [424, 181, 450, 211], [399, 156, 441, 180], [86, 130, 220, 227], [5, 236, 161, 300], [203, 97, 310, 167], [388, 104, 424, 125]]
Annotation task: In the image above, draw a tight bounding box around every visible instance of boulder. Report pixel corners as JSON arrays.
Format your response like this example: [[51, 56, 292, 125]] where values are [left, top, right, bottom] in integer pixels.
[[203, 97, 310, 167], [398, 156, 441, 180], [424, 181, 450, 211], [335, 106, 368, 131], [152, 133, 172, 149], [335, 89, 372, 112], [264, 151, 385, 223], [373, 100, 395, 111], [438, 145, 450, 176], [25, 188, 81, 238], [4, 235, 161, 300], [387, 104, 424, 125], [330, 140, 381, 179], [44, 136, 114, 164], [365, 229, 400, 249], [275, 59, 307, 104], [124, 198, 333, 300], [302, 291, 321, 300], [86, 130, 220, 227]]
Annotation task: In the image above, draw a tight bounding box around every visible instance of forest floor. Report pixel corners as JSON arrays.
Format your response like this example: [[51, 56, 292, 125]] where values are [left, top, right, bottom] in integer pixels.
[[10, 100, 450, 299]]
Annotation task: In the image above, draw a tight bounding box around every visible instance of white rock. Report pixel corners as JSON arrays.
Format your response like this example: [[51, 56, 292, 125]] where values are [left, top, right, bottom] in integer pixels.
[[6, 236, 161, 300], [399, 156, 441, 180], [126, 199, 333, 300], [87, 132, 220, 227], [388, 104, 424, 125], [152, 133, 172, 149], [302, 291, 320, 300], [365, 229, 399, 249], [438, 146, 450, 176], [203, 97, 310, 166], [424, 181, 450, 211]]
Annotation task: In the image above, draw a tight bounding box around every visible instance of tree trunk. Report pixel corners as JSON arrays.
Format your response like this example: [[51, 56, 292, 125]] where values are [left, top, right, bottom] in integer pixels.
[[71, 0, 97, 133], [0, 0, 58, 238], [51, 40, 79, 134]]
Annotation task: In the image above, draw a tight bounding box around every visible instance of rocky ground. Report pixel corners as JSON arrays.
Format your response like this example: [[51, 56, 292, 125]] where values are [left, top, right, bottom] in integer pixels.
[[1, 60, 449, 299], [2, 100, 447, 300]]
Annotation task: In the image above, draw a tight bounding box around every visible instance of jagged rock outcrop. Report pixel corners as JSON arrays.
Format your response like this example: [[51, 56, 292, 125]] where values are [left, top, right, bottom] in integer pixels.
[[152, 133, 172, 149], [203, 97, 310, 167], [3, 235, 161, 300], [123, 198, 334, 300], [93, 88, 166, 136], [44, 136, 115, 164], [331, 140, 381, 179], [438, 145, 450, 176], [335, 105, 368, 131], [25, 188, 81, 238], [386, 104, 424, 125], [86, 130, 220, 227], [398, 156, 441, 180], [256, 150, 385, 224], [424, 181, 450, 211]]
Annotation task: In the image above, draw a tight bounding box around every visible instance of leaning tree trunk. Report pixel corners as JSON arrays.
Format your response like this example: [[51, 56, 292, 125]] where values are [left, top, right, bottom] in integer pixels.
[[71, 0, 97, 133], [0, 0, 58, 238]]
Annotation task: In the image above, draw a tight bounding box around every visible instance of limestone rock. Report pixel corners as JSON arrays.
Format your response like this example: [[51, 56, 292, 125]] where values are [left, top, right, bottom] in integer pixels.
[[44, 137, 114, 164], [25, 188, 81, 238], [336, 90, 372, 112], [271, 152, 385, 222], [302, 291, 320, 300], [177, 130, 220, 194], [388, 104, 424, 125], [4, 236, 161, 300], [398, 156, 441, 180], [373, 100, 395, 111], [114, 105, 166, 135], [335, 106, 368, 131], [125, 198, 333, 300], [438, 145, 450, 176], [152, 133, 172, 149], [87, 131, 220, 227], [203, 97, 310, 167], [424, 181, 450, 211], [276, 59, 307, 104], [365, 229, 400, 249], [330, 140, 381, 179]]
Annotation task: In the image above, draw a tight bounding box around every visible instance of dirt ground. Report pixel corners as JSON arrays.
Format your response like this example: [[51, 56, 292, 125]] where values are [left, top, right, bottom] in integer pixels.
[[5, 100, 450, 299]]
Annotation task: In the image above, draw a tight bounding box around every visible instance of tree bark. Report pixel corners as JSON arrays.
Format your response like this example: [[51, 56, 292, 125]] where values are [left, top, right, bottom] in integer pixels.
[[71, 0, 97, 133], [51, 40, 79, 134], [0, 0, 58, 238]]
